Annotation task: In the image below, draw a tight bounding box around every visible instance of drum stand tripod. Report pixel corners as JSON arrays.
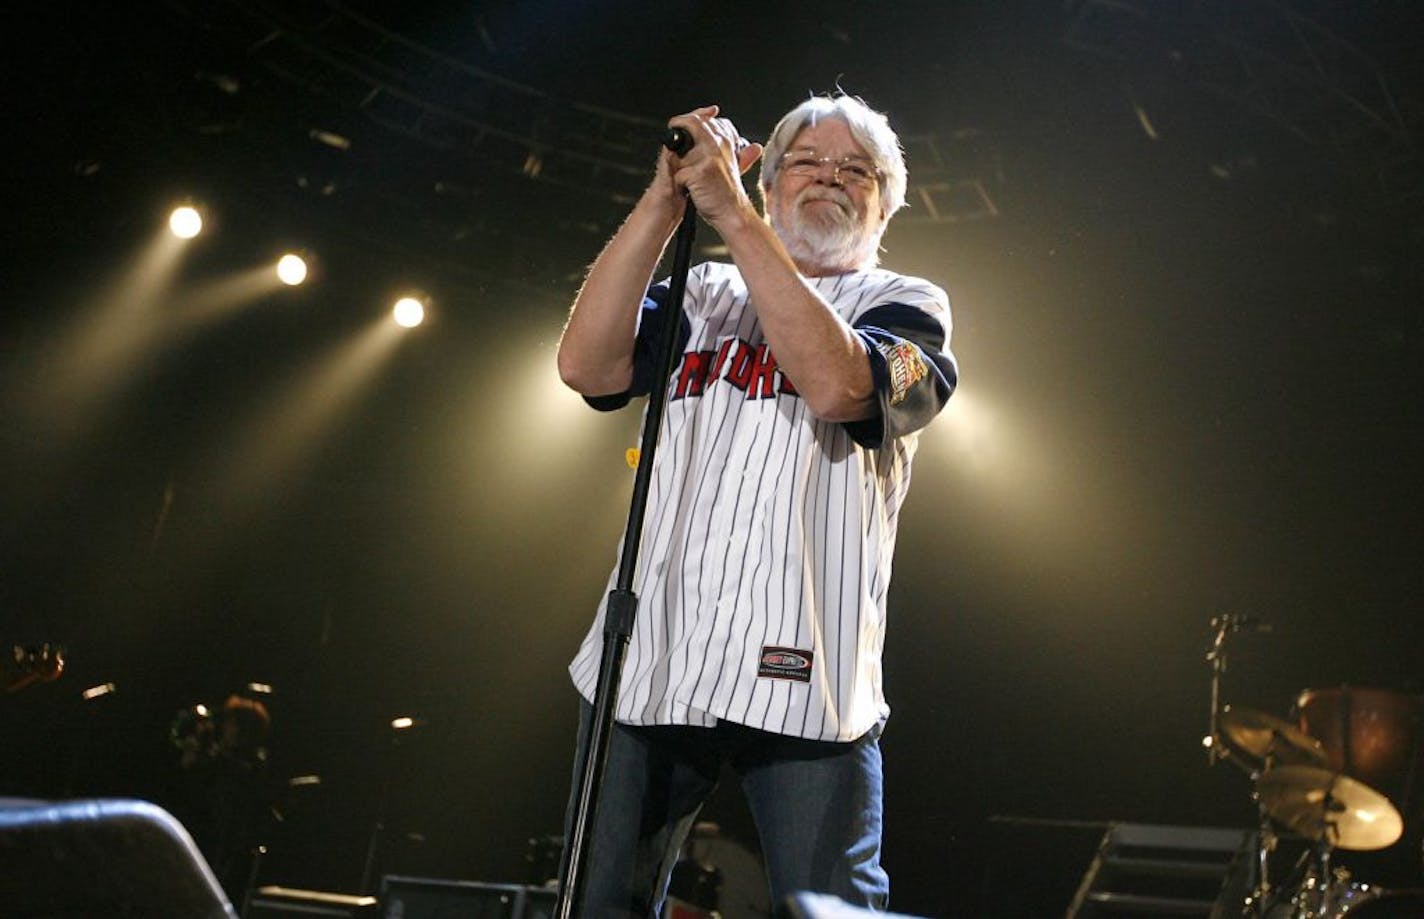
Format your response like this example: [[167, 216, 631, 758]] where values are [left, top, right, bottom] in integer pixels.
[[1264, 820, 1350, 919], [1244, 770, 1281, 917]]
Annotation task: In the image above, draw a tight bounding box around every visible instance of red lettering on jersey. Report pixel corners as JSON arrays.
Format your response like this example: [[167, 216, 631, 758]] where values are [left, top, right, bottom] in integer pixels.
[[746, 344, 778, 399], [670, 337, 801, 402], [724, 340, 756, 391], [709, 338, 734, 382], [673, 349, 715, 399]]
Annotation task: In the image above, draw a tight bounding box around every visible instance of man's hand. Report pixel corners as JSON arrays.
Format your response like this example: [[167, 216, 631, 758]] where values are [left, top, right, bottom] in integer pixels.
[[663, 105, 764, 229]]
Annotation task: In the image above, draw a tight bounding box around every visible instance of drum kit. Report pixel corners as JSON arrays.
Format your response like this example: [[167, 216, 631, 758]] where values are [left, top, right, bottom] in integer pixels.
[[1206, 616, 1424, 917]]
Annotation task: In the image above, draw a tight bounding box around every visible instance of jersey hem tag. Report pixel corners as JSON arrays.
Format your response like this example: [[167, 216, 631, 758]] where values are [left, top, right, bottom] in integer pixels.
[[757, 646, 813, 682]]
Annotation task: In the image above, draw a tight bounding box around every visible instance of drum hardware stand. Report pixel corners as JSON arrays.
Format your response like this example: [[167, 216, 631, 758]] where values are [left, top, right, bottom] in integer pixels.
[[1243, 773, 1281, 918], [1206, 614, 1233, 766], [1274, 790, 1358, 919], [1205, 614, 1284, 917], [1249, 830, 1336, 919], [238, 843, 267, 918], [1206, 614, 1269, 763], [1288, 829, 1341, 919]]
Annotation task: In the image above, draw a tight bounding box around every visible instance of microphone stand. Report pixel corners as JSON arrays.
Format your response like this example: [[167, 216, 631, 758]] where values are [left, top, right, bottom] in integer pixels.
[[1205, 614, 1232, 767], [554, 129, 699, 919]]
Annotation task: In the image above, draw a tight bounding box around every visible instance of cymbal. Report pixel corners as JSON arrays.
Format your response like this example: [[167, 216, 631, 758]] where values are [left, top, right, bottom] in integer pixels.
[[1219, 705, 1329, 770], [1257, 765, 1403, 851]]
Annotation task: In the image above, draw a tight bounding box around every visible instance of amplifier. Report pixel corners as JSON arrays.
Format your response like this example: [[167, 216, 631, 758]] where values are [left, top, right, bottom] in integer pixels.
[[380, 876, 556, 919]]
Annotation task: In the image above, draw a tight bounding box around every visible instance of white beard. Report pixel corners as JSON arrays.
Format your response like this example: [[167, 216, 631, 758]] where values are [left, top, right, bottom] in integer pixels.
[[771, 186, 879, 272]]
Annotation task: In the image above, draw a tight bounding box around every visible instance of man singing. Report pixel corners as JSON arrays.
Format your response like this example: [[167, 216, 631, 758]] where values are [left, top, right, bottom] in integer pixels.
[[557, 93, 958, 915]]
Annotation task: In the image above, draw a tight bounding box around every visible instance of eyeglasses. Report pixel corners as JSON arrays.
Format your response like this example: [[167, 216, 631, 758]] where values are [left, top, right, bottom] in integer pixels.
[[778, 151, 881, 188]]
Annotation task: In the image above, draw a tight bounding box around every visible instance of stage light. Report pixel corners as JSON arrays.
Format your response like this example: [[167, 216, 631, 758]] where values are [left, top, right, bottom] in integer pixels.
[[391, 716, 416, 730], [212, 316, 406, 505], [168, 206, 203, 239], [82, 682, 118, 701], [246, 681, 274, 694], [393, 297, 425, 328], [276, 254, 308, 286]]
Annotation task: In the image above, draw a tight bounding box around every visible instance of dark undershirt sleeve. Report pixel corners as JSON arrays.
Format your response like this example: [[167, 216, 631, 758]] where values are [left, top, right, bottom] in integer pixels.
[[582, 282, 692, 412], [842, 302, 958, 449]]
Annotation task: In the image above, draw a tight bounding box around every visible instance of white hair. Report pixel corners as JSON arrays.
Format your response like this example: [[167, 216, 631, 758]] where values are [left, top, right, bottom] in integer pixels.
[[758, 93, 908, 220]]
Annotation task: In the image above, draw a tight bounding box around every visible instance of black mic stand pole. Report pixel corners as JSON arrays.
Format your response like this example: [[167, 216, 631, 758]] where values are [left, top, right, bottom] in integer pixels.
[[554, 128, 698, 919]]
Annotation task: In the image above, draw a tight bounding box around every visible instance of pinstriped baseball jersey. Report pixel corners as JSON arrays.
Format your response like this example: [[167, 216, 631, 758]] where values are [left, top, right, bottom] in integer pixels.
[[569, 261, 957, 742]]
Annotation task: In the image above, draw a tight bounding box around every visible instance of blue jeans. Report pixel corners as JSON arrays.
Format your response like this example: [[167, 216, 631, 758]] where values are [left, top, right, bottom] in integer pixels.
[[563, 700, 889, 917]]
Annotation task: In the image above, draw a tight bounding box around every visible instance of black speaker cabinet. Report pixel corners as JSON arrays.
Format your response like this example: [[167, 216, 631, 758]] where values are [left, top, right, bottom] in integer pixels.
[[379, 876, 556, 919], [0, 797, 235, 918]]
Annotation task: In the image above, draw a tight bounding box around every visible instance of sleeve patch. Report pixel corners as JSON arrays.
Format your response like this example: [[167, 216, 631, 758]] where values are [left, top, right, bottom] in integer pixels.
[[878, 340, 928, 406]]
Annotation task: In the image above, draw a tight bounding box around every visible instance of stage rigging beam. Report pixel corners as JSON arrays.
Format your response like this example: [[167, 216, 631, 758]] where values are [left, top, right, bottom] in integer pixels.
[[169, 0, 1001, 224], [1062, 0, 1421, 203]]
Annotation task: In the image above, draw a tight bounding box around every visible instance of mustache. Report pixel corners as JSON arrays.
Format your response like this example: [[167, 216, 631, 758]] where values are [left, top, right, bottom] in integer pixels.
[[796, 186, 854, 214]]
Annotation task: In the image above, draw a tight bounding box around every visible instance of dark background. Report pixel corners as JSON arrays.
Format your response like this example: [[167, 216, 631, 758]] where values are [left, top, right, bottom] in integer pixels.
[[3, 1, 1422, 915]]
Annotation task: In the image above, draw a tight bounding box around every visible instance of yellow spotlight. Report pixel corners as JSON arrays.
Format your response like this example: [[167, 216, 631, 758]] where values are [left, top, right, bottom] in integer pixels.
[[169, 206, 203, 239], [391, 716, 416, 730], [82, 682, 118, 701], [392, 297, 425, 328], [276, 254, 308, 286]]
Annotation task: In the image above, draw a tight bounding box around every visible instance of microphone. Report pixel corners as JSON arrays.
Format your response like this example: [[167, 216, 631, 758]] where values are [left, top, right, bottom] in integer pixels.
[[1211, 613, 1274, 634], [664, 127, 693, 155], [662, 127, 753, 156]]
